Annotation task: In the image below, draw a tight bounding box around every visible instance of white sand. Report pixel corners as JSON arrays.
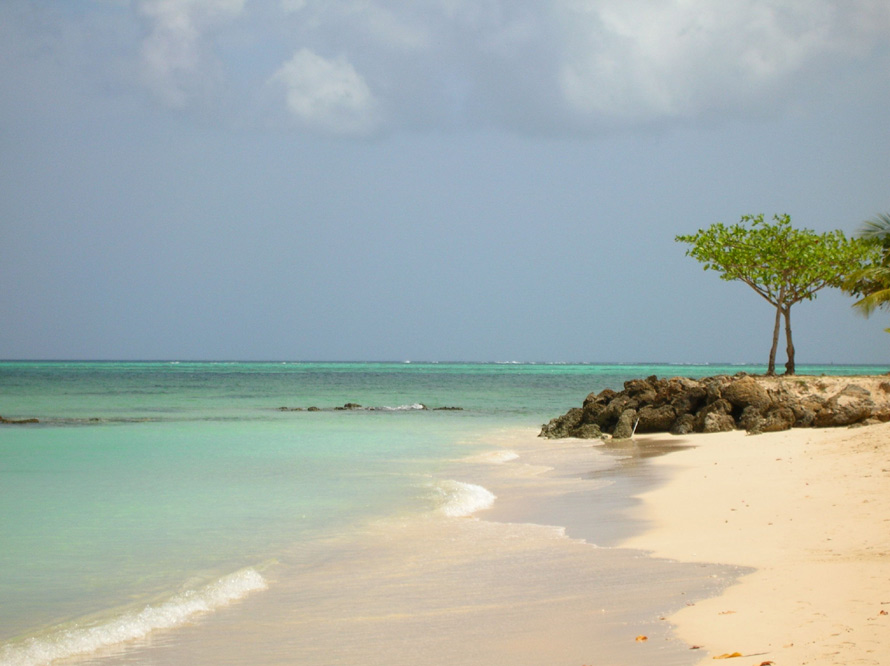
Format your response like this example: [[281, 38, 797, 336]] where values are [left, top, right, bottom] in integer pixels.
[[622, 424, 890, 665]]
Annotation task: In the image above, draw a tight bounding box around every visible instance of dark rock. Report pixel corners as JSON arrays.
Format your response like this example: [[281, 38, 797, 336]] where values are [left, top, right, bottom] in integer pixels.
[[580, 400, 607, 426], [670, 413, 696, 435], [584, 389, 616, 407], [598, 394, 635, 428], [540, 408, 584, 439], [612, 408, 637, 440], [636, 404, 677, 433], [702, 375, 731, 402], [575, 423, 603, 439], [307, 406, 321, 412], [669, 382, 707, 415]]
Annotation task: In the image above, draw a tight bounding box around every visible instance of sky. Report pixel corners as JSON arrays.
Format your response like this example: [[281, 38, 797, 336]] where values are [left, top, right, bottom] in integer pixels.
[[2, 0, 889, 364]]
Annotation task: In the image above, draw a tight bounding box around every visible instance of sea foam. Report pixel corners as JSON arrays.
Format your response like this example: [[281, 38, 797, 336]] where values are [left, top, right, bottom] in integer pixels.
[[435, 480, 497, 517], [378, 403, 427, 411], [0, 568, 267, 666]]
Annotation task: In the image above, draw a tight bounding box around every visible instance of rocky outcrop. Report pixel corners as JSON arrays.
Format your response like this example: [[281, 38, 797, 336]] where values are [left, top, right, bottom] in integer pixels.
[[540, 374, 890, 440]]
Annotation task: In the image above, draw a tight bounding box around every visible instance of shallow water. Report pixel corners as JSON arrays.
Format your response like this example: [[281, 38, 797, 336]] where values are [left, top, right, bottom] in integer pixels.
[[1, 361, 879, 665]]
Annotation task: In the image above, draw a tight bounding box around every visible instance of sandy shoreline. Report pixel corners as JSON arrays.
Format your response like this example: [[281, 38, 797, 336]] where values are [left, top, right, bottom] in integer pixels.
[[621, 424, 890, 665]]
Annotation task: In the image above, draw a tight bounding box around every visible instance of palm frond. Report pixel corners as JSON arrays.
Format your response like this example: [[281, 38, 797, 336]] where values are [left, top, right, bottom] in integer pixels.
[[852, 287, 890, 317], [858, 213, 890, 241]]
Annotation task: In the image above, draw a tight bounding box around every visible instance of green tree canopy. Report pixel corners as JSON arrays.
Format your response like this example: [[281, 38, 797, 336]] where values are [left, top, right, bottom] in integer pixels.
[[676, 214, 876, 375]]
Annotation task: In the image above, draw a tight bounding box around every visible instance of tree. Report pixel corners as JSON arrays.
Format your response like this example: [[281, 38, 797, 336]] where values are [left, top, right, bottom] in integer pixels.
[[676, 214, 876, 375], [843, 213, 890, 326]]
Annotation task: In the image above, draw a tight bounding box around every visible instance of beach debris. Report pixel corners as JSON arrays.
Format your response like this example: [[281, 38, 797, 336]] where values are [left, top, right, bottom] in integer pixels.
[[712, 652, 743, 659], [635, 635, 648, 642]]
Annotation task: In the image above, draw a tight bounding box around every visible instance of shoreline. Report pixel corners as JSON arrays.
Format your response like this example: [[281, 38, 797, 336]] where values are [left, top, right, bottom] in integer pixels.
[[8, 419, 886, 665], [621, 425, 890, 664], [33, 426, 737, 666]]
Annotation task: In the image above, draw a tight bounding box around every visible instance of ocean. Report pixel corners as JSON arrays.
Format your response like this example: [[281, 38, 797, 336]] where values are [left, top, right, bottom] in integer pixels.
[[1, 361, 884, 665]]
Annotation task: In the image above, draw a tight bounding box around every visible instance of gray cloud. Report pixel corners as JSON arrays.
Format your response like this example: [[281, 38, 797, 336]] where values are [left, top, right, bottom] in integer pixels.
[[4, 0, 890, 133], [138, 0, 246, 106]]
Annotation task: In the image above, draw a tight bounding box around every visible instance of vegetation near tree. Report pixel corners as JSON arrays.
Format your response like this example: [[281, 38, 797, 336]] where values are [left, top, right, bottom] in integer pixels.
[[843, 213, 890, 329], [676, 214, 876, 376]]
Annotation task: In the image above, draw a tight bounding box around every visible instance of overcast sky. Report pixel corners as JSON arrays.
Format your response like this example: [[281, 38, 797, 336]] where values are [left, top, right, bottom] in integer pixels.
[[2, 0, 889, 364]]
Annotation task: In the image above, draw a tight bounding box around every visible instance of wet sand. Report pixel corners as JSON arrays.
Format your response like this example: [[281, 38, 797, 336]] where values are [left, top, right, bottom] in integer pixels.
[[68, 428, 741, 666]]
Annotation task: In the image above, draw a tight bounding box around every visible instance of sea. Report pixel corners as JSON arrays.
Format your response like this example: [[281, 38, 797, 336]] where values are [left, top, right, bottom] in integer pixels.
[[1, 361, 885, 666]]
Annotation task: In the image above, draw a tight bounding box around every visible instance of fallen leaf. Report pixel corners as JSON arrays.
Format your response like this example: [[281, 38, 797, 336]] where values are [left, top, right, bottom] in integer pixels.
[[712, 653, 743, 659], [635, 635, 648, 642], [718, 610, 736, 615], [880, 610, 888, 616], [690, 645, 702, 650], [759, 662, 774, 666]]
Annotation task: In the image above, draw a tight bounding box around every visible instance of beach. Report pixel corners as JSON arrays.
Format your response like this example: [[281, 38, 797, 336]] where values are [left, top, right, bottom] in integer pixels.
[[3, 362, 888, 665], [622, 423, 890, 665]]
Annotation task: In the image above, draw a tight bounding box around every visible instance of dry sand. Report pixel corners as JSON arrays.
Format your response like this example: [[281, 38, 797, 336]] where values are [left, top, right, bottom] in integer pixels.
[[622, 422, 890, 665]]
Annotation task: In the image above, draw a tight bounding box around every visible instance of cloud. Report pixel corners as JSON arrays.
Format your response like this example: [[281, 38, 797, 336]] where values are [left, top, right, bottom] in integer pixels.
[[138, 0, 245, 106], [270, 48, 380, 135], [553, 0, 865, 121], [261, 0, 890, 133], [4, 0, 889, 133]]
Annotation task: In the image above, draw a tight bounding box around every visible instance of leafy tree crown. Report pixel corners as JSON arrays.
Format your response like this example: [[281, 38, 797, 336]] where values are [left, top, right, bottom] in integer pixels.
[[675, 214, 876, 310]]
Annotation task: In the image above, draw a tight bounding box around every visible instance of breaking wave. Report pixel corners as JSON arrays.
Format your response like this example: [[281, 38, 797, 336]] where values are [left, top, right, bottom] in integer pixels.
[[0, 568, 267, 666], [433, 480, 497, 518]]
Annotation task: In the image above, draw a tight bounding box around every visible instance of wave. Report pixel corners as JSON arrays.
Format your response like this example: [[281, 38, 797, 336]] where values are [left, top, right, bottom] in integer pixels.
[[433, 480, 497, 518], [0, 568, 267, 666]]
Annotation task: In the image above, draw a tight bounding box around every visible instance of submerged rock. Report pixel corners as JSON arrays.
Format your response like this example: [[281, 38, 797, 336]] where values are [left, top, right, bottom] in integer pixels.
[[0, 415, 39, 424]]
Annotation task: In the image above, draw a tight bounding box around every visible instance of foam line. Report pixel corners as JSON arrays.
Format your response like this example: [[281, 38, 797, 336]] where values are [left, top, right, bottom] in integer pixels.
[[0, 568, 267, 666]]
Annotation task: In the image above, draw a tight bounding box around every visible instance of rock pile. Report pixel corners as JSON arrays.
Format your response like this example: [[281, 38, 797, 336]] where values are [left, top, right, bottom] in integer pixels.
[[540, 374, 890, 440]]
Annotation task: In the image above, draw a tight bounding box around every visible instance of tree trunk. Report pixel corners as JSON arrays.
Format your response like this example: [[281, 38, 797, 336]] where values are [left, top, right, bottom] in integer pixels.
[[783, 306, 795, 375], [767, 303, 782, 376]]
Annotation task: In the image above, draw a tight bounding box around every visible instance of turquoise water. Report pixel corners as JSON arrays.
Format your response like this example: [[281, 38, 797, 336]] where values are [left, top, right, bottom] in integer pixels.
[[0, 361, 885, 664]]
